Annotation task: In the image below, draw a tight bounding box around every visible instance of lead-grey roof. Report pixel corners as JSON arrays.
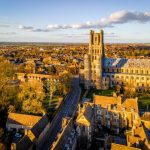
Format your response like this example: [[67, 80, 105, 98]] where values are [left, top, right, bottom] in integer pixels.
[[104, 58, 150, 68]]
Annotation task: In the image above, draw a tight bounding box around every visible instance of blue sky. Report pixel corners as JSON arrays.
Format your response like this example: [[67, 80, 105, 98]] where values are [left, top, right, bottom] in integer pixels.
[[0, 0, 150, 43]]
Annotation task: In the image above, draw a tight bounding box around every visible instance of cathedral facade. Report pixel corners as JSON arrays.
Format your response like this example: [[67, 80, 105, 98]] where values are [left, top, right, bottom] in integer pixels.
[[80, 30, 150, 90]]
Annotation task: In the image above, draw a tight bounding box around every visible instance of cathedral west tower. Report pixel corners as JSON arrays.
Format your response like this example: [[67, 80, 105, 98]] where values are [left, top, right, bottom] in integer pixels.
[[84, 30, 104, 89]]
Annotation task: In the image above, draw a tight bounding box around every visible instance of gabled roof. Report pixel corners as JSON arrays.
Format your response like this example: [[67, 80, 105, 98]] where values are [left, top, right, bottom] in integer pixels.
[[76, 102, 93, 127], [16, 135, 33, 150], [94, 95, 138, 113], [126, 125, 150, 150], [111, 143, 141, 150], [7, 113, 42, 127], [141, 112, 150, 121], [76, 114, 90, 127], [104, 58, 150, 68], [94, 95, 118, 108], [115, 98, 139, 113], [121, 98, 138, 113], [31, 114, 49, 138]]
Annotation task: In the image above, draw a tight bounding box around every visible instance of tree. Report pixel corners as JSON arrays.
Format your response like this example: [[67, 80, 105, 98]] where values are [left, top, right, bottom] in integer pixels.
[[0, 57, 16, 109], [123, 83, 136, 98], [18, 81, 45, 114], [45, 80, 57, 106], [0, 142, 6, 150], [46, 65, 56, 75], [0, 128, 4, 138]]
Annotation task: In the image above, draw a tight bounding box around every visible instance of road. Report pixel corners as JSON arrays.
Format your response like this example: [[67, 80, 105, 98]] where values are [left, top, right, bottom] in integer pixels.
[[41, 76, 81, 150]]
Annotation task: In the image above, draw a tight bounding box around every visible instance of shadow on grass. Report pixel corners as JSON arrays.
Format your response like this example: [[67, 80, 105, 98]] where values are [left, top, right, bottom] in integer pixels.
[[86, 89, 114, 99], [138, 95, 150, 110], [43, 96, 62, 117]]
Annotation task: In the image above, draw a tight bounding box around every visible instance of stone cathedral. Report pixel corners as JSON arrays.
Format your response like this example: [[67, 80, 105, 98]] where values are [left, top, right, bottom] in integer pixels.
[[80, 30, 150, 90], [84, 30, 104, 89]]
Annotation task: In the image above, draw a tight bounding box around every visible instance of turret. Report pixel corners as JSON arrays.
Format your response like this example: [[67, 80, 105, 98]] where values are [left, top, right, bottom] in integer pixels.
[[84, 54, 91, 89], [90, 30, 94, 46], [100, 30, 104, 58]]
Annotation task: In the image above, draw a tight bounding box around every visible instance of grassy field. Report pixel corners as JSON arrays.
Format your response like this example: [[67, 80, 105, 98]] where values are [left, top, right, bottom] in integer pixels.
[[81, 85, 150, 110], [43, 96, 63, 116], [86, 89, 114, 99], [137, 93, 150, 110]]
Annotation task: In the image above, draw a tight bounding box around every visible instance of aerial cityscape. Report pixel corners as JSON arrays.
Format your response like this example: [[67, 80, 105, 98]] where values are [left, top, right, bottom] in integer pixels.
[[0, 0, 150, 150]]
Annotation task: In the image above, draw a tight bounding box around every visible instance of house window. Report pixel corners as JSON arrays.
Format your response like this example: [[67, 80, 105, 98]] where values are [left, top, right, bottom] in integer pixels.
[[146, 71, 149, 74], [82, 126, 86, 132], [141, 70, 143, 74], [114, 113, 117, 117], [107, 75, 110, 78], [95, 37, 97, 41]]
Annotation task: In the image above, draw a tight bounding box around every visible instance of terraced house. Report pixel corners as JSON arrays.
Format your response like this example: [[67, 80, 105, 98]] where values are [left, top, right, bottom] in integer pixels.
[[94, 95, 150, 150]]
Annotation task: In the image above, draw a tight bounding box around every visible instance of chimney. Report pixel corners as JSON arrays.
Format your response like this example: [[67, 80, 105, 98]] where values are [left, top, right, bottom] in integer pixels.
[[25, 129, 28, 135], [108, 104, 111, 111], [117, 96, 122, 105]]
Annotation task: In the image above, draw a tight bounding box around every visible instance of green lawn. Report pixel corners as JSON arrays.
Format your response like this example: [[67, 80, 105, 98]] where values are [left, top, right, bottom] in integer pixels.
[[43, 96, 63, 116], [137, 93, 150, 110], [82, 86, 150, 110], [86, 89, 114, 99]]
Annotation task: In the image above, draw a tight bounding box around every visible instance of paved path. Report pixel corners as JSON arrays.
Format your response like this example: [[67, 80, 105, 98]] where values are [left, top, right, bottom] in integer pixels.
[[41, 76, 81, 150]]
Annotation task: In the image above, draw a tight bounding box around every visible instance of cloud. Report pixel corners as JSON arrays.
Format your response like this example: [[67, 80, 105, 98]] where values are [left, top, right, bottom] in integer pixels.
[[0, 23, 10, 28], [52, 32, 117, 38], [18, 25, 34, 31], [0, 32, 17, 35], [18, 10, 150, 32], [104, 32, 118, 37]]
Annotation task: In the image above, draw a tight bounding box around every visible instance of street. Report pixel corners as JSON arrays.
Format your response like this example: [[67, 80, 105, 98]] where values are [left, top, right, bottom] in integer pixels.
[[41, 76, 81, 150]]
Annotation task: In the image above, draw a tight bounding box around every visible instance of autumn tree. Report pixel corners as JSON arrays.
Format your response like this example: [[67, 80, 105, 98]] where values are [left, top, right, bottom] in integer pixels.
[[43, 73, 71, 106], [123, 86, 136, 98], [44, 79, 57, 106], [0, 142, 6, 150], [122, 82, 136, 98], [0, 57, 16, 108], [18, 81, 45, 114]]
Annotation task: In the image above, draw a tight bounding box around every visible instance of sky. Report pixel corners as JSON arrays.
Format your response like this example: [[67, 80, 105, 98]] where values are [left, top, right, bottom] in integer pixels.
[[0, 0, 150, 43]]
